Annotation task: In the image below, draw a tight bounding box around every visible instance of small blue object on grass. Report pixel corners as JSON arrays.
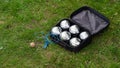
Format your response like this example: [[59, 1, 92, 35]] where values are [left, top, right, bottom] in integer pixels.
[[34, 32, 60, 49], [43, 33, 52, 48]]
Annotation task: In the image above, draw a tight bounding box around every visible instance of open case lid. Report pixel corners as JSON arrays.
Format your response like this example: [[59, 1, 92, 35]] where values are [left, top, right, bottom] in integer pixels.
[[70, 6, 110, 35]]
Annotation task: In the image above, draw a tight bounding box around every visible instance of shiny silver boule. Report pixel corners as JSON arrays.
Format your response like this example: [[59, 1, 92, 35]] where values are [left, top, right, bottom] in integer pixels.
[[69, 25, 79, 34], [60, 20, 70, 29], [79, 31, 89, 40], [51, 26, 62, 35], [60, 31, 71, 40], [70, 37, 81, 47]]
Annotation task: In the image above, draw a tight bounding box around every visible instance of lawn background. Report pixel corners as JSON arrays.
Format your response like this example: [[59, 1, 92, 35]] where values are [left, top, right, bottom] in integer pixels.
[[0, 0, 120, 68]]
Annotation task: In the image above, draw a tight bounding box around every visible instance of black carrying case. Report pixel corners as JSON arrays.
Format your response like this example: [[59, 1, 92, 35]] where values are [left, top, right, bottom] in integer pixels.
[[50, 6, 110, 52]]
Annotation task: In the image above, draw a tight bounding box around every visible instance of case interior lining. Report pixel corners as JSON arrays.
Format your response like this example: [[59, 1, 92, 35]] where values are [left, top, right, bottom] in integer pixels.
[[71, 10, 108, 35]]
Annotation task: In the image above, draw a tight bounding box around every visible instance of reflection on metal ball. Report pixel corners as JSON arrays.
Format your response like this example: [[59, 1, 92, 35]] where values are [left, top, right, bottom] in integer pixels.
[[69, 25, 79, 34], [80, 31, 89, 40], [51, 26, 62, 35], [70, 37, 81, 47], [60, 31, 71, 40], [60, 20, 70, 29]]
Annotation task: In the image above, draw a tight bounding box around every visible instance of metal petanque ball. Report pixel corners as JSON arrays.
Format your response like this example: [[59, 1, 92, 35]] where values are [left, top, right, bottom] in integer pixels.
[[79, 31, 89, 40], [51, 26, 62, 35], [69, 25, 79, 34], [60, 31, 71, 40], [70, 37, 81, 47], [60, 20, 70, 29]]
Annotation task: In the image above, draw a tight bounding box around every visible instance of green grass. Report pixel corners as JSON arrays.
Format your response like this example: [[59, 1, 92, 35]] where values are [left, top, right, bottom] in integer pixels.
[[0, 0, 120, 68]]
